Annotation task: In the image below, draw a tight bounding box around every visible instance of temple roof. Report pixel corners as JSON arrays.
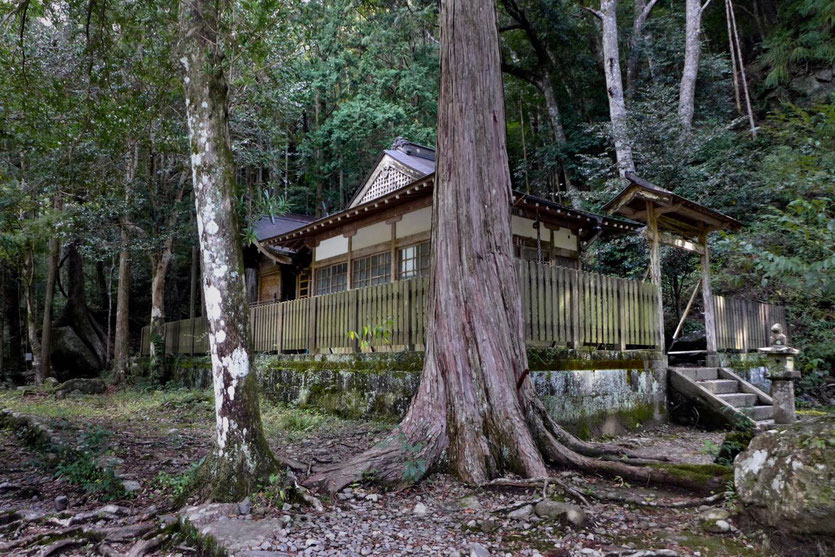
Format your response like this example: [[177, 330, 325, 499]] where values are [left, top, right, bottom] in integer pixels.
[[602, 172, 742, 238]]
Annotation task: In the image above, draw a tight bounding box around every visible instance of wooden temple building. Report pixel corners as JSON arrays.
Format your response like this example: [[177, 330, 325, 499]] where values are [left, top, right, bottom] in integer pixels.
[[145, 139, 785, 359]]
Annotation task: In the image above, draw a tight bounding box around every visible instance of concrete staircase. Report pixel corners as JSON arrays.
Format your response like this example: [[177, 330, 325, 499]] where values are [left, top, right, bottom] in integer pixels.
[[669, 366, 775, 430]]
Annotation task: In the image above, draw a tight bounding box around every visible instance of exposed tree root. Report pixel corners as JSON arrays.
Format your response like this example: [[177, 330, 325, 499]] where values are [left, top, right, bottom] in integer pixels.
[[587, 491, 725, 508], [480, 476, 590, 506], [606, 550, 679, 557], [126, 533, 165, 557], [307, 384, 729, 496], [481, 475, 726, 509]]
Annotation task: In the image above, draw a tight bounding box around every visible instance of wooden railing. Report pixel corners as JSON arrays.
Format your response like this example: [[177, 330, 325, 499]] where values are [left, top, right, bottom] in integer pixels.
[[140, 261, 662, 356], [713, 295, 788, 352]]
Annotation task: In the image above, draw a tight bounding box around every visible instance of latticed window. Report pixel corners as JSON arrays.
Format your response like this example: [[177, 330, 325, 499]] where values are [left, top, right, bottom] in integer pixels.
[[359, 167, 412, 204], [315, 263, 347, 296], [352, 252, 391, 288], [398, 242, 430, 279]]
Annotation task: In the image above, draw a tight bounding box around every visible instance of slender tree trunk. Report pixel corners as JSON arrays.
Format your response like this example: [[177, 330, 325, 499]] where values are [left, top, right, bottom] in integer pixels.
[[113, 141, 138, 383], [310, 0, 727, 496], [626, 0, 659, 98], [148, 242, 173, 362], [180, 0, 278, 500], [37, 234, 60, 383], [22, 245, 41, 377], [113, 229, 131, 383], [678, 0, 703, 131], [599, 0, 635, 176]]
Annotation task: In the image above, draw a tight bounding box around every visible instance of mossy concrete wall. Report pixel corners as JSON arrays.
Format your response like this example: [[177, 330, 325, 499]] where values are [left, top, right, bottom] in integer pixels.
[[147, 348, 667, 438]]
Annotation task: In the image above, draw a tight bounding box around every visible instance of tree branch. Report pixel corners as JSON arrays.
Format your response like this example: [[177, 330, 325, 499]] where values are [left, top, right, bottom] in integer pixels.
[[580, 5, 603, 20], [501, 61, 543, 91], [499, 24, 523, 33]]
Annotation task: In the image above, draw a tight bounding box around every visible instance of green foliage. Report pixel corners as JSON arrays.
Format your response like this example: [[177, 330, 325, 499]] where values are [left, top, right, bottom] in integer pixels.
[[54, 425, 127, 500], [348, 317, 394, 352], [718, 102, 835, 374], [713, 431, 754, 466], [759, 0, 835, 87], [155, 459, 203, 500], [55, 453, 126, 500], [394, 427, 428, 485]]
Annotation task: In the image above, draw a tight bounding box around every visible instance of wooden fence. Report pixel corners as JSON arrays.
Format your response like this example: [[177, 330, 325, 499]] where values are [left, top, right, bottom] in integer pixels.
[[141, 261, 662, 356], [713, 295, 788, 352]]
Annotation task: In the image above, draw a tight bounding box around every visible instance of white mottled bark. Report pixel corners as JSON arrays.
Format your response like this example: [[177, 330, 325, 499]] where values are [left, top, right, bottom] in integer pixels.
[[599, 0, 635, 176], [678, 0, 703, 131], [180, 0, 276, 499], [626, 0, 659, 97]]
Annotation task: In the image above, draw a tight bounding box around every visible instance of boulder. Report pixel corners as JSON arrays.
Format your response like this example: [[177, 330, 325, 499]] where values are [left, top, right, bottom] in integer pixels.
[[533, 500, 585, 527], [56, 378, 106, 395], [458, 495, 482, 511], [734, 416, 835, 535], [51, 327, 101, 376], [699, 508, 731, 533], [507, 504, 533, 520]]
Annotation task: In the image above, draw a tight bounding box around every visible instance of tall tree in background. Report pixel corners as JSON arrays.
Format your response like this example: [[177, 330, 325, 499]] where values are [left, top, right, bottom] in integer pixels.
[[36, 200, 60, 383], [499, 0, 580, 207], [587, 0, 635, 176], [179, 0, 279, 499], [678, 0, 710, 131], [625, 0, 659, 98], [309, 0, 721, 493]]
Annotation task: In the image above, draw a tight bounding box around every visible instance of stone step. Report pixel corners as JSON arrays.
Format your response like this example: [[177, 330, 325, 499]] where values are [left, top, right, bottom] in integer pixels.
[[697, 379, 739, 394], [743, 405, 774, 421], [717, 393, 758, 408], [756, 419, 775, 429], [671, 367, 718, 381]]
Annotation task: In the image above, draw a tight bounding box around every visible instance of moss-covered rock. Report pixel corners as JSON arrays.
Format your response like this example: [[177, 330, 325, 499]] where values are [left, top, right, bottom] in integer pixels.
[[734, 416, 835, 535]]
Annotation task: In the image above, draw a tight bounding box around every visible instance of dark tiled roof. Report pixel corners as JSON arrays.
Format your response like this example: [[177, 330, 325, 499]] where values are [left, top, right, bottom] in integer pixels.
[[254, 214, 316, 241], [384, 148, 435, 176]]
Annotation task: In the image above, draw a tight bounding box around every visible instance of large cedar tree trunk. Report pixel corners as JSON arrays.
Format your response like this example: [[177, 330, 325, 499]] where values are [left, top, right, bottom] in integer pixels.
[[310, 0, 726, 495], [678, 0, 703, 131], [179, 0, 278, 500], [59, 243, 107, 371]]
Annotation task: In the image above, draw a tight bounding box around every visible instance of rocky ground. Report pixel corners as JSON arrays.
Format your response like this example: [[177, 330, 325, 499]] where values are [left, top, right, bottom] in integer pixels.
[[0, 387, 819, 556]]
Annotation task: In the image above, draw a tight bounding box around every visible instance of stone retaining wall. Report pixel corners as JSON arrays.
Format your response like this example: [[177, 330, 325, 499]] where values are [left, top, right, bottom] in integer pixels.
[[136, 348, 668, 439]]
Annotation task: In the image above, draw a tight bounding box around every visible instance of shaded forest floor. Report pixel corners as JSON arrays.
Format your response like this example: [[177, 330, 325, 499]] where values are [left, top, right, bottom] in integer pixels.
[[0, 388, 809, 556]]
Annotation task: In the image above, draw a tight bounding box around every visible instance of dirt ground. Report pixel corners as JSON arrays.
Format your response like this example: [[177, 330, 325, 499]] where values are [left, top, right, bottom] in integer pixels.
[[0, 387, 806, 556]]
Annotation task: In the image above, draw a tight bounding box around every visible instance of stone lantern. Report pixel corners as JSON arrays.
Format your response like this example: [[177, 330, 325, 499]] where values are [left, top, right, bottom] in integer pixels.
[[758, 324, 800, 425]]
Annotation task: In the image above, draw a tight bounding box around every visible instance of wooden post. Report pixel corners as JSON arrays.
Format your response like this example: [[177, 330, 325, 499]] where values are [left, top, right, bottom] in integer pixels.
[[310, 244, 317, 296], [308, 296, 318, 354], [349, 288, 359, 353], [700, 231, 717, 355], [646, 202, 665, 349], [618, 278, 627, 351], [570, 269, 581, 348], [672, 278, 701, 341], [390, 221, 397, 282], [345, 234, 354, 289]]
